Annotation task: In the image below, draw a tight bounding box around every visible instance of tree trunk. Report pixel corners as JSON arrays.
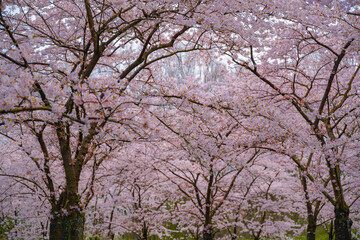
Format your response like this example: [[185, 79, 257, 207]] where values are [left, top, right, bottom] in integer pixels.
[[50, 124, 87, 240], [328, 220, 334, 240], [299, 170, 318, 240], [203, 227, 213, 240], [49, 191, 85, 240], [203, 164, 214, 240], [50, 210, 85, 240], [108, 207, 116, 240], [232, 221, 238, 240], [306, 218, 316, 240], [49, 215, 62, 240], [141, 222, 148, 240], [327, 163, 352, 240], [334, 205, 352, 240]]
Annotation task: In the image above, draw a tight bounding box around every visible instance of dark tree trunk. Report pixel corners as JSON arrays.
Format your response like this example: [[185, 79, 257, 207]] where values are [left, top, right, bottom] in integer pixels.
[[334, 205, 352, 240], [232, 221, 238, 240], [306, 218, 316, 240], [203, 227, 213, 240], [141, 222, 148, 240], [49, 123, 90, 240], [299, 167, 320, 240], [300, 172, 319, 240], [328, 220, 334, 240], [203, 164, 214, 240], [49, 215, 62, 240], [327, 163, 352, 240], [50, 210, 85, 240], [49, 191, 85, 240], [108, 207, 116, 240]]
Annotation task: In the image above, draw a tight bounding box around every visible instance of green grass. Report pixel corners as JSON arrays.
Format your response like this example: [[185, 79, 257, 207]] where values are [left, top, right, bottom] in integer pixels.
[[292, 226, 328, 240]]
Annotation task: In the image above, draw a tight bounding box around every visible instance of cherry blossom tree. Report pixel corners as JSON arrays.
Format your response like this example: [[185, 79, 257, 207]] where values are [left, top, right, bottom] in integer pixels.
[[91, 142, 173, 240], [221, 1, 360, 238], [142, 72, 290, 240], [222, 154, 306, 240], [0, 0, 213, 239], [1, 0, 359, 240]]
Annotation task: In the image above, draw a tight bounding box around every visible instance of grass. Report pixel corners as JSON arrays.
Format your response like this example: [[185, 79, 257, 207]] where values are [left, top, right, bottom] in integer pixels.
[[292, 226, 328, 240]]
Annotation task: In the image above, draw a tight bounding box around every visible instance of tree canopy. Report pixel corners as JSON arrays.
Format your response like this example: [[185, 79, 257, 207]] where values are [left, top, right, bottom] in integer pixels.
[[0, 0, 359, 239]]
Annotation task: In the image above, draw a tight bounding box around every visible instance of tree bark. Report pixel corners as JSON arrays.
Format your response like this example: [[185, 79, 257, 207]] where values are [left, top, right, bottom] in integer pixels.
[[203, 227, 213, 240], [49, 191, 85, 240], [328, 163, 352, 240], [306, 218, 316, 240], [49, 215, 62, 240], [49, 123, 88, 240], [328, 220, 334, 240], [300, 171, 319, 240], [232, 221, 238, 240], [334, 205, 352, 240], [141, 222, 148, 240], [50, 210, 85, 240], [203, 163, 214, 240]]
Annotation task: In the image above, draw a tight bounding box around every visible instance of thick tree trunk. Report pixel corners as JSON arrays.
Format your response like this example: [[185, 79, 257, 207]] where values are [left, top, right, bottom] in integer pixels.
[[51, 124, 88, 240], [50, 210, 85, 240], [49, 215, 62, 240], [306, 218, 316, 240], [203, 227, 213, 240], [334, 205, 352, 240], [49, 191, 85, 240], [327, 163, 352, 240]]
